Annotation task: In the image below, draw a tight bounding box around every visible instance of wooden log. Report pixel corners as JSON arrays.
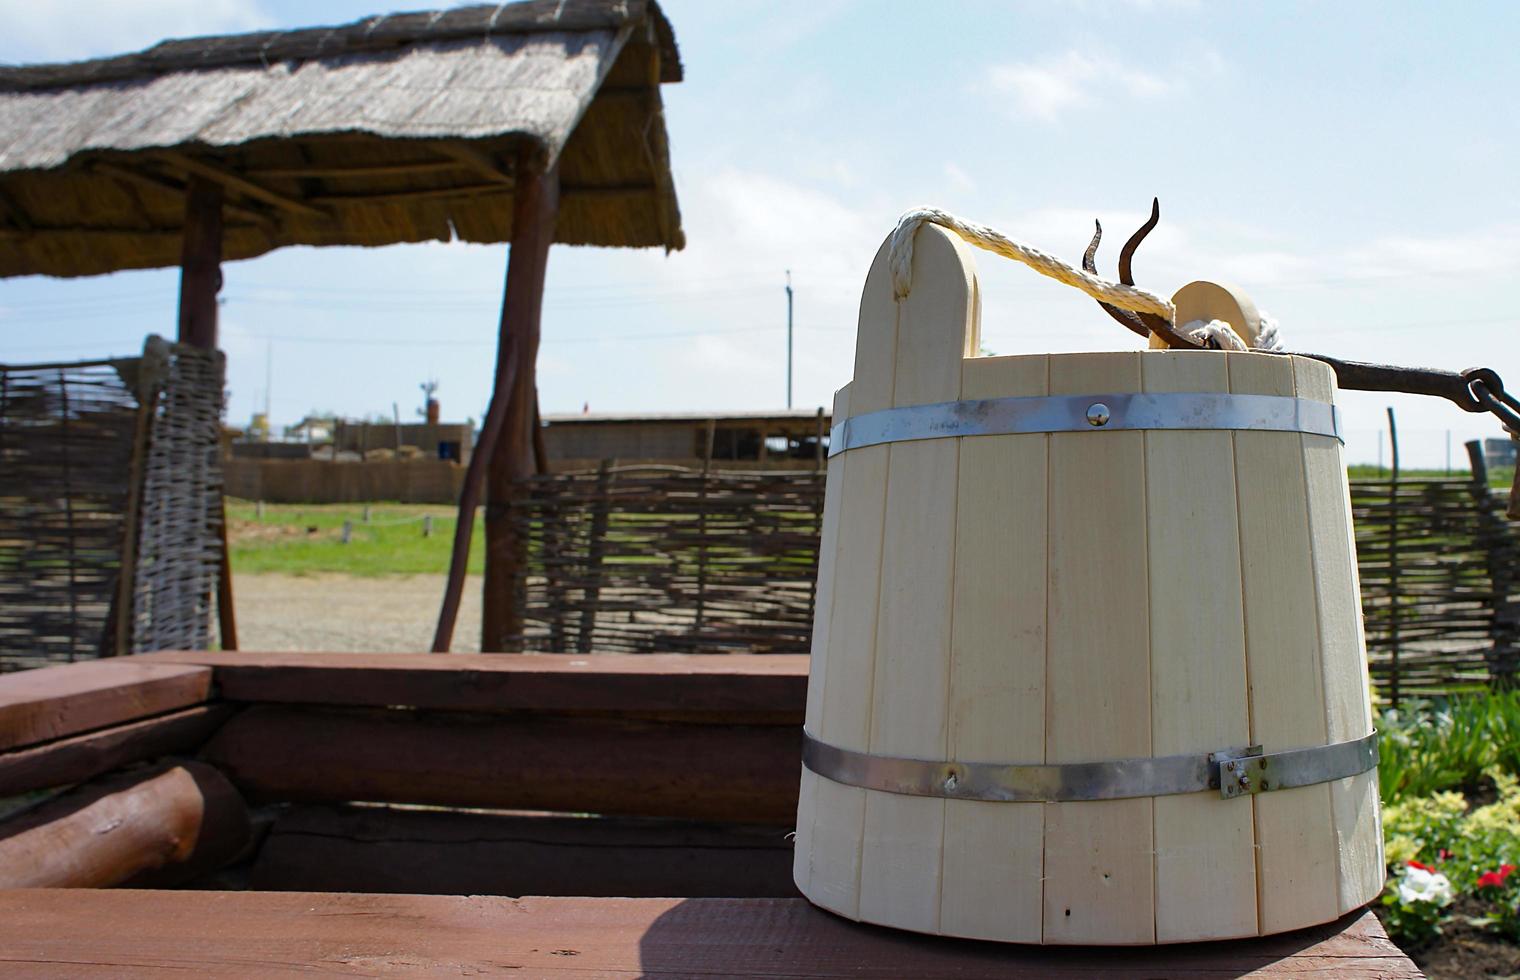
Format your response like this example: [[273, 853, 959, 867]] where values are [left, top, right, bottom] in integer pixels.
[[0, 661, 211, 751], [0, 704, 235, 796], [0, 762, 250, 888], [249, 804, 796, 898], [137, 651, 806, 721], [482, 153, 560, 651], [176, 176, 222, 350], [0, 892, 1420, 978], [201, 705, 801, 824]]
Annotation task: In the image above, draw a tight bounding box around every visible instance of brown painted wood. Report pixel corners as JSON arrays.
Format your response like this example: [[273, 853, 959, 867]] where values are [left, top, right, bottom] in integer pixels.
[[483, 153, 560, 652], [159, 151, 326, 220], [139, 651, 806, 719], [176, 175, 222, 350], [0, 704, 235, 796], [249, 804, 797, 898], [0, 661, 211, 751], [0, 762, 249, 889], [0, 892, 1418, 977], [200, 704, 801, 824]]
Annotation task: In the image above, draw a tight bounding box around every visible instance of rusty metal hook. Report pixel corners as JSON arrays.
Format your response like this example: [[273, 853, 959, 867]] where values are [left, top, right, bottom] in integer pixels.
[[1083, 199, 1202, 350]]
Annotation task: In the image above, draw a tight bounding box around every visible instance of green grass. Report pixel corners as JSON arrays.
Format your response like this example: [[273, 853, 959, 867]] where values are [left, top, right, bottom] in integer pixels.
[[227, 500, 479, 577], [1378, 689, 1520, 803], [1348, 463, 1514, 491]]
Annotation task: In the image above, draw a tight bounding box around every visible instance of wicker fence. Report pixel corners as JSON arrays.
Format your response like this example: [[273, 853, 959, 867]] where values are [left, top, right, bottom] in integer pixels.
[[513, 464, 824, 654], [0, 338, 226, 671], [513, 463, 1518, 698]]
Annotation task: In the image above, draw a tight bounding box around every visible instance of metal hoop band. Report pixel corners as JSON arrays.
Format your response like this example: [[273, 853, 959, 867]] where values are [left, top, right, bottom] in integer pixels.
[[828, 392, 1342, 457], [801, 730, 1377, 803]]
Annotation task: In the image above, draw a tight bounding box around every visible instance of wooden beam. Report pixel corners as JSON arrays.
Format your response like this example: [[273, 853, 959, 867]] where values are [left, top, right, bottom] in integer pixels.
[[307, 182, 512, 207], [0, 660, 211, 751], [0, 893, 1419, 977], [0, 704, 235, 797], [245, 160, 465, 179], [0, 762, 249, 889], [176, 175, 222, 350], [200, 704, 801, 824], [432, 142, 514, 184], [157, 150, 327, 220], [481, 153, 559, 652], [91, 161, 274, 228], [137, 651, 807, 720], [249, 804, 796, 897]]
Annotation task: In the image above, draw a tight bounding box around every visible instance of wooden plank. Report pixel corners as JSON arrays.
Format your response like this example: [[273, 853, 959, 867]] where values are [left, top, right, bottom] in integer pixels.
[[201, 705, 801, 824], [0, 762, 248, 889], [1294, 357, 1385, 914], [137, 651, 806, 719], [807, 236, 899, 919], [157, 151, 326, 219], [0, 661, 211, 751], [1043, 351, 1154, 945], [0, 704, 234, 797], [1230, 351, 1340, 934], [0, 893, 1420, 978], [482, 155, 560, 651], [859, 223, 978, 935], [939, 353, 1047, 942], [1143, 350, 1256, 942], [250, 805, 796, 898], [795, 384, 852, 896]]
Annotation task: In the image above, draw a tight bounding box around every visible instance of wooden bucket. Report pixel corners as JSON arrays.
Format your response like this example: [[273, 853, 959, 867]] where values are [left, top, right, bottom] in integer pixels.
[[792, 225, 1383, 945]]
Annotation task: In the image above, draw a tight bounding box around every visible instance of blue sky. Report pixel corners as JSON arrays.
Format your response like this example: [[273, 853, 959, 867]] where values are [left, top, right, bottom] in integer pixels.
[[2, 0, 1518, 466]]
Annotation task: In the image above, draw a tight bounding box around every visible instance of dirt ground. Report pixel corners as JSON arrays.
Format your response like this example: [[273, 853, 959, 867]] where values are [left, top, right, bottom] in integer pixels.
[[225, 573, 483, 652]]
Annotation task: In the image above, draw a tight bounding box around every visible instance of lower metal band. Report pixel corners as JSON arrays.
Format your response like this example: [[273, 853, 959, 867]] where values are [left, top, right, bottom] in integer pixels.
[[801, 730, 1377, 803], [828, 392, 1342, 457]]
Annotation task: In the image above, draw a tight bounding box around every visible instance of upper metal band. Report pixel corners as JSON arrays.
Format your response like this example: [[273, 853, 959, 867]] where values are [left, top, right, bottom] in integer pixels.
[[828, 392, 1342, 457], [801, 730, 1378, 803]]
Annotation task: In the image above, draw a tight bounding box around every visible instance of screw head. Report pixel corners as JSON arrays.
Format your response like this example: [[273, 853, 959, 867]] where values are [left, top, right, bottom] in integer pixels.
[[1086, 403, 1111, 427], [1238, 775, 1251, 789], [943, 772, 958, 792]]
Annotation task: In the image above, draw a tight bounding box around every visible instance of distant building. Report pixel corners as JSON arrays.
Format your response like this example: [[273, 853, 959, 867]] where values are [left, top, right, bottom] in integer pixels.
[[1485, 437, 1517, 470], [542, 409, 831, 470]]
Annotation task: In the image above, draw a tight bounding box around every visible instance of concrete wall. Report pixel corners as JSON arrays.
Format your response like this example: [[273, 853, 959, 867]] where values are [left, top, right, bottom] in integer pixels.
[[225, 459, 467, 504]]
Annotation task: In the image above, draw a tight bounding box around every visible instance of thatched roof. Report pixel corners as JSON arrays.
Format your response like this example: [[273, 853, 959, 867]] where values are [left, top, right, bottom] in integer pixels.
[[0, 0, 683, 279]]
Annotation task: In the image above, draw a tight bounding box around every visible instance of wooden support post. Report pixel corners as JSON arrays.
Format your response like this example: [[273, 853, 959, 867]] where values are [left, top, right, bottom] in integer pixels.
[[481, 154, 559, 653], [177, 177, 222, 349], [175, 176, 238, 650]]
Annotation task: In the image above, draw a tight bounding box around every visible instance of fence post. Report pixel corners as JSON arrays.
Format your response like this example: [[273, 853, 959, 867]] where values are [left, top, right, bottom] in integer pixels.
[[1386, 407, 1401, 708], [577, 459, 614, 654]]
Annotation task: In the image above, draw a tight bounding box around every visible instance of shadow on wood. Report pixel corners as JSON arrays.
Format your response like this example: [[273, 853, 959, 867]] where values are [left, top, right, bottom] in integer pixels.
[[250, 804, 797, 898]]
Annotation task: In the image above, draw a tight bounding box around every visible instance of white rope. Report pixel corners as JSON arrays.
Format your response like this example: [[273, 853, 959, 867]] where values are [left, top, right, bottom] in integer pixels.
[[889, 207, 1287, 351], [890, 207, 1174, 320]]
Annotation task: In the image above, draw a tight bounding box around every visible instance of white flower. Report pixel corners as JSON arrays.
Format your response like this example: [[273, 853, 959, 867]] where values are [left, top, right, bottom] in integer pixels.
[[1397, 865, 1454, 906]]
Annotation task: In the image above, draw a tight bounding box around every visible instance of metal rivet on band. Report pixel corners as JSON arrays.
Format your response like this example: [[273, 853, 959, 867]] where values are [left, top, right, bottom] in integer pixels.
[[1086, 402, 1111, 427]]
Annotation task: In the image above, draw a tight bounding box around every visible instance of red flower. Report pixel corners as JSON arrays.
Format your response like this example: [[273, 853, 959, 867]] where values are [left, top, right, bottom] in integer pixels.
[[1408, 860, 1434, 871], [1439, 849, 1453, 861], [1477, 864, 1518, 890]]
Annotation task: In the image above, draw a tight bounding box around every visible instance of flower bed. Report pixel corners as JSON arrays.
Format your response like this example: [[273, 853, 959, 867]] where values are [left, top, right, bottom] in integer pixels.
[[1375, 692, 1520, 976]]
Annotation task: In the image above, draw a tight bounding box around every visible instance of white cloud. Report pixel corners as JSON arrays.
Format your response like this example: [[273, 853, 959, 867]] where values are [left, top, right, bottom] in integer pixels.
[[0, 0, 271, 63], [944, 162, 976, 193], [985, 50, 1185, 121]]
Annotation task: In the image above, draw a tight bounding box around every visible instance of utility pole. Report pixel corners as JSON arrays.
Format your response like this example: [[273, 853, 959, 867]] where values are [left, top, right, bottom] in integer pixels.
[[264, 339, 272, 435], [785, 270, 794, 410]]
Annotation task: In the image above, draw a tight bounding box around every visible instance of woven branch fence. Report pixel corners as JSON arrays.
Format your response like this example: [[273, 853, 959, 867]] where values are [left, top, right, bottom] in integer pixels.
[[512, 464, 825, 655], [512, 463, 1518, 699], [0, 338, 226, 672]]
